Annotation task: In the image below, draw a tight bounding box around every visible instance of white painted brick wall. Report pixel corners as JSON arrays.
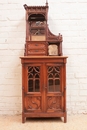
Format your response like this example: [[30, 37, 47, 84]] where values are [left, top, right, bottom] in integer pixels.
[[0, 0, 87, 115]]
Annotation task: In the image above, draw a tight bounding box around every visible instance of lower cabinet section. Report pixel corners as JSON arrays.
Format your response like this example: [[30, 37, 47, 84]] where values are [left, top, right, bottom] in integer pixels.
[[20, 56, 67, 123]]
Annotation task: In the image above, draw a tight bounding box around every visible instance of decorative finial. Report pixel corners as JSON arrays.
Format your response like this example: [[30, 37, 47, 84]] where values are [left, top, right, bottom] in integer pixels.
[[23, 4, 28, 10], [46, 0, 48, 6]]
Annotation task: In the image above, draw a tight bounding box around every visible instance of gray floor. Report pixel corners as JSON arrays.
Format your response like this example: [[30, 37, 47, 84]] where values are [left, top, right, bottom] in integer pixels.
[[0, 114, 87, 130]]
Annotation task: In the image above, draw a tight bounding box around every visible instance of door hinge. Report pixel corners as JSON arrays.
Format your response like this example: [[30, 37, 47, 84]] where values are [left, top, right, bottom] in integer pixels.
[[64, 87, 66, 90], [22, 86, 24, 90]]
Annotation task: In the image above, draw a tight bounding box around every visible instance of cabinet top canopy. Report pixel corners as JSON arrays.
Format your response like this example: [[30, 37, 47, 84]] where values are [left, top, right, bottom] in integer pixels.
[[23, 2, 48, 10]]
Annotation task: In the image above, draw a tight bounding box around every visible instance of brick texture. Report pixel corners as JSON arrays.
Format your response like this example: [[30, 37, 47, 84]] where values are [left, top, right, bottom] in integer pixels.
[[0, 0, 87, 115]]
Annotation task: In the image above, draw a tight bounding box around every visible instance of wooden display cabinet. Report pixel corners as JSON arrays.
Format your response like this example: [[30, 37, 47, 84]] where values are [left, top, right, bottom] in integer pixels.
[[20, 2, 68, 123]]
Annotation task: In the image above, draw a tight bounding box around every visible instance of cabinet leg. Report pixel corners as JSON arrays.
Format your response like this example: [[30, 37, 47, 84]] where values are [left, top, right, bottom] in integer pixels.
[[64, 116, 67, 123], [22, 116, 25, 123], [22, 112, 25, 123]]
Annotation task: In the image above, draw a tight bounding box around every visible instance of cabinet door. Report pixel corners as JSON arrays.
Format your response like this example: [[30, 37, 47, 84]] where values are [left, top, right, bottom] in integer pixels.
[[24, 64, 43, 112], [45, 63, 64, 113]]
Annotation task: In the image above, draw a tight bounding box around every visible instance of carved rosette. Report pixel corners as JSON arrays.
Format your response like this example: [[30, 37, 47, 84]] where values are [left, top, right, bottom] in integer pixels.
[[47, 96, 61, 110], [27, 96, 41, 110]]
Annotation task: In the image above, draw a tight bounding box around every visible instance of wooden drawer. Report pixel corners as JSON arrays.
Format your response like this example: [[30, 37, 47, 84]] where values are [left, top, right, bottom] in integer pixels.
[[26, 42, 47, 56], [28, 49, 46, 55], [28, 43, 46, 50]]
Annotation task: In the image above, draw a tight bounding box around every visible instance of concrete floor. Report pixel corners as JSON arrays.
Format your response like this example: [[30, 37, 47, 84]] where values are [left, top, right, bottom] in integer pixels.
[[0, 114, 87, 130]]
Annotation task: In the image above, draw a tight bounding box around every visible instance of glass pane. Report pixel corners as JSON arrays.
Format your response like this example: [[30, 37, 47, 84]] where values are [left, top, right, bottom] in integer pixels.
[[28, 80, 33, 92], [55, 73, 59, 78], [35, 80, 40, 92], [35, 74, 39, 78], [48, 79, 54, 92], [55, 79, 60, 91], [49, 74, 53, 78], [29, 74, 33, 78]]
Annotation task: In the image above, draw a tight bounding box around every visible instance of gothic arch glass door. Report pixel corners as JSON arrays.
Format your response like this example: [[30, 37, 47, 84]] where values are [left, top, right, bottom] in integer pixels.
[[45, 63, 64, 113]]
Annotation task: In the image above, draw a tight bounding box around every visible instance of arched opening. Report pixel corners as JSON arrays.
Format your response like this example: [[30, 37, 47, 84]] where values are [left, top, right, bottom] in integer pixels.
[[28, 14, 45, 21]]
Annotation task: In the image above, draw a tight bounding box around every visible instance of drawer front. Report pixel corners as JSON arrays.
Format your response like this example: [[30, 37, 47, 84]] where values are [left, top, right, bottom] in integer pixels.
[[28, 43, 46, 49], [28, 49, 46, 55]]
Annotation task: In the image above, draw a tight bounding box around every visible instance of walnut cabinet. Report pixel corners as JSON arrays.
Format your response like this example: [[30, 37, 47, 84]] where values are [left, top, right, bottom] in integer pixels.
[[20, 2, 68, 123]]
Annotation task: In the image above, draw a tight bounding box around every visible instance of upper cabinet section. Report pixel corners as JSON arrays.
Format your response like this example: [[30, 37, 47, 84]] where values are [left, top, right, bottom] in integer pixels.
[[23, 2, 63, 56]]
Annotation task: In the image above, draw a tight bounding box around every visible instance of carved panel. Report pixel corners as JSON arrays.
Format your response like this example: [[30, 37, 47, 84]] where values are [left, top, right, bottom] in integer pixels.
[[48, 45, 58, 55], [47, 28, 62, 42], [27, 96, 41, 110], [47, 96, 61, 110]]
